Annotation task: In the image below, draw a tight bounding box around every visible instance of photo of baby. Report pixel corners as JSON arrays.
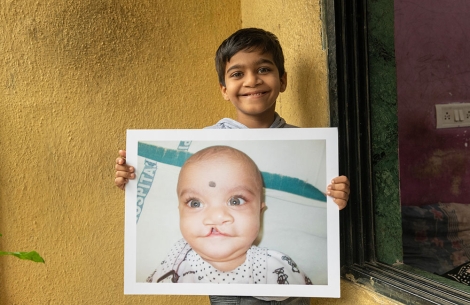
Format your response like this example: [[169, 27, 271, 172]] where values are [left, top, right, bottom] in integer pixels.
[[146, 145, 312, 285], [124, 128, 340, 297]]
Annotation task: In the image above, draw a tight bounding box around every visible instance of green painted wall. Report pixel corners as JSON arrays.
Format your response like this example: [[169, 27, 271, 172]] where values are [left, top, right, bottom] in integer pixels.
[[367, 0, 402, 265]]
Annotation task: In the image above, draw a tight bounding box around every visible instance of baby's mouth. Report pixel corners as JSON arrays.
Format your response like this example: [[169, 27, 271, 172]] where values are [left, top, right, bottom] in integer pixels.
[[209, 227, 226, 236]]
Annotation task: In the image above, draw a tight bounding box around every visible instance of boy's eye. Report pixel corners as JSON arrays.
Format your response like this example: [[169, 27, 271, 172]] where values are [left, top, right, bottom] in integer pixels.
[[258, 67, 271, 73], [187, 200, 203, 208], [228, 196, 246, 206], [230, 71, 243, 78]]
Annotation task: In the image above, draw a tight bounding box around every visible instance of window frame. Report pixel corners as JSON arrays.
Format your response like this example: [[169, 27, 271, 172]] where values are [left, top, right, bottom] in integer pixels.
[[326, 0, 470, 303]]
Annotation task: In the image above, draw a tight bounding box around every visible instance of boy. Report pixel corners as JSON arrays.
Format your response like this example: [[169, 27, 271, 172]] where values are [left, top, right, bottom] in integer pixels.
[[116, 28, 350, 304], [148, 145, 312, 285]]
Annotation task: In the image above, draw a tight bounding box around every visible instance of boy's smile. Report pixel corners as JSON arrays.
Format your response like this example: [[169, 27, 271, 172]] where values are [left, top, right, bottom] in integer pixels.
[[220, 49, 287, 128]]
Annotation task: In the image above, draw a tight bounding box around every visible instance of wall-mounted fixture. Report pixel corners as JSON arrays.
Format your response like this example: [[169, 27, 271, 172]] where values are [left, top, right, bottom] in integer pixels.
[[435, 103, 470, 129]]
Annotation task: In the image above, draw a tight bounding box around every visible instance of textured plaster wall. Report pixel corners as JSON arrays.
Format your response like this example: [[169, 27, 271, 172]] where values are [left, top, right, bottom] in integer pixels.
[[0, 0, 399, 304], [241, 0, 329, 127], [0, 0, 237, 304]]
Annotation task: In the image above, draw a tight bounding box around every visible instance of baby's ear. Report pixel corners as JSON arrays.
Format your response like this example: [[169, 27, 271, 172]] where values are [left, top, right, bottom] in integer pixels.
[[219, 84, 230, 101], [260, 202, 266, 211]]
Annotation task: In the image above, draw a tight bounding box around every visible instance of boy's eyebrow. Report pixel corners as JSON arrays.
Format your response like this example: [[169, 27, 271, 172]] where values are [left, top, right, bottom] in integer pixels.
[[225, 58, 275, 74]]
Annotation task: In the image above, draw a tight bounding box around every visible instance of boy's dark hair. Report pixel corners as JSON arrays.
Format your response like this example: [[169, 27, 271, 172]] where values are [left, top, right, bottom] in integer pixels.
[[215, 28, 285, 86]]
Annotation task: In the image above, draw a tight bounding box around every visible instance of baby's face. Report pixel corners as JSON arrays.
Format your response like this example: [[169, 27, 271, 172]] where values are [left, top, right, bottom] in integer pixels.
[[177, 153, 264, 271]]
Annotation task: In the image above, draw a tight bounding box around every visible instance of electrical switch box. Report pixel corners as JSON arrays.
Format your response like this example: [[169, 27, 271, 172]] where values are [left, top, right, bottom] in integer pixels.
[[435, 103, 470, 129]]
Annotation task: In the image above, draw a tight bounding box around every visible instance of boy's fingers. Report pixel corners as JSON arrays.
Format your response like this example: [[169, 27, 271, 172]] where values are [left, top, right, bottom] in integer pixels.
[[115, 169, 135, 179], [116, 151, 127, 165], [333, 198, 347, 210], [116, 156, 131, 165], [331, 175, 350, 186], [328, 189, 349, 201], [327, 188, 349, 210], [115, 150, 130, 190], [329, 183, 349, 192], [114, 177, 128, 190], [115, 164, 134, 172]]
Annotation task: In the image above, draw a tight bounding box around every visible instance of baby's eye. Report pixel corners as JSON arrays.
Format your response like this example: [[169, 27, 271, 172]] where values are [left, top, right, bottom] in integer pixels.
[[187, 199, 203, 208], [228, 196, 246, 206]]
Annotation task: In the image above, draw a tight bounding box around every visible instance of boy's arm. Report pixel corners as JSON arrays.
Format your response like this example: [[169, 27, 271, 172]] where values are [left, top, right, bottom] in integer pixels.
[[114, 150, 136, 190], [327, 176, 350, 210]]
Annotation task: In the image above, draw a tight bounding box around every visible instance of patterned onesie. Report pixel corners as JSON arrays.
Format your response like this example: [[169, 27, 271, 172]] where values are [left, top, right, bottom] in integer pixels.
[[147, 239, 312, 285]]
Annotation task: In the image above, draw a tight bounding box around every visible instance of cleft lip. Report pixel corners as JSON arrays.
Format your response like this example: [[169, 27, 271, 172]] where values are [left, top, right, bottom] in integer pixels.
[[207, 227, 228, 237]]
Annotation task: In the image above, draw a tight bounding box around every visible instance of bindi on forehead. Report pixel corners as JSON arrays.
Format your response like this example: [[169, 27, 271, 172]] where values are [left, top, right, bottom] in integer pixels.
[[208, 181, 216, 187]]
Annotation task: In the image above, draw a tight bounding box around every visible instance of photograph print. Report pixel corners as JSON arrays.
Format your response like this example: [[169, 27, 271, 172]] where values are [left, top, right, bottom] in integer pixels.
[[124, 128, 340, 298]]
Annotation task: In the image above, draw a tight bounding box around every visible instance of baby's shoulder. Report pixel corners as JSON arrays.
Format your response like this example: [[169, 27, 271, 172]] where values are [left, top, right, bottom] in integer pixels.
[[248, 246, 300, 272], [250, 246, 312, 285]]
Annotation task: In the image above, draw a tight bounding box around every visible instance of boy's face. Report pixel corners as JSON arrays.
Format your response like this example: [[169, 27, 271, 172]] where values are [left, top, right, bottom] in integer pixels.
[[177, 153, 265, 270], [220, 49, 287, 123]]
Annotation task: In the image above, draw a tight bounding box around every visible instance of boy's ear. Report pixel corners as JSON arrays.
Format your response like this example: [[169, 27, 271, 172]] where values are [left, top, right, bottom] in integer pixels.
[[280, 72, 287, 92], [260, 201, 266, 211], [219, 84, 230, 101]]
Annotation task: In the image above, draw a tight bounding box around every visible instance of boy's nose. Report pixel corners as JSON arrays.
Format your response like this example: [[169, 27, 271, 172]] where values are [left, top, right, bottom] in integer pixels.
[[243, 72, 262, 87], [203, 206, 234, 225]]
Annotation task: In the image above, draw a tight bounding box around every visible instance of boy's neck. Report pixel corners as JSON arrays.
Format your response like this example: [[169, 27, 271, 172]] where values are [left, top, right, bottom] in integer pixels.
[[236, 111, 276, 129]]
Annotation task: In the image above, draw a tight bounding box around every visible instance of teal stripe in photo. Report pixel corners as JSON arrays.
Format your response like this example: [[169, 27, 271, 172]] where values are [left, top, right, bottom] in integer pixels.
[[137, 142, 326, 203]]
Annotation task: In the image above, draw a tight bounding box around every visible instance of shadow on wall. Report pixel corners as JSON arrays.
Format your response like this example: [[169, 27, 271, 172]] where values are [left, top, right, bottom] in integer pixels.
[[285, 54, 327, 128], [0, 195, 3, 296]]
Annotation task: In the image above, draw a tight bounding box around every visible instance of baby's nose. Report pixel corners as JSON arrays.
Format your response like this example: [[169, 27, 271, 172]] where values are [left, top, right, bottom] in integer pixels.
[[203, 206, 233, 225]]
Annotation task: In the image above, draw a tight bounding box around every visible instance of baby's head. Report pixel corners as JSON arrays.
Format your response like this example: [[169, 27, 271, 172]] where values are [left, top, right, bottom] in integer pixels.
[[176, 146, 265, 271]]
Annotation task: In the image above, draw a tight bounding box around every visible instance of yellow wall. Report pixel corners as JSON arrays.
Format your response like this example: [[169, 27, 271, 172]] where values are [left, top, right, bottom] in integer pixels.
[[241, 0, 329, 127], [0, 0, 400, 304], [1, 0, 237, 303]]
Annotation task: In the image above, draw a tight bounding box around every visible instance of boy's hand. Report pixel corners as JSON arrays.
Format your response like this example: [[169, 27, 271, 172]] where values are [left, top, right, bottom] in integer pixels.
[[327, 176, 350, 210], [114, 150, 136, 190]]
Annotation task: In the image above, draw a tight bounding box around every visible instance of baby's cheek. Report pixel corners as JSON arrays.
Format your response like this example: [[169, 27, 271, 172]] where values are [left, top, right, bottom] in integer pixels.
[[179, 216, 194, 238], [245, 219, 261, 244]]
